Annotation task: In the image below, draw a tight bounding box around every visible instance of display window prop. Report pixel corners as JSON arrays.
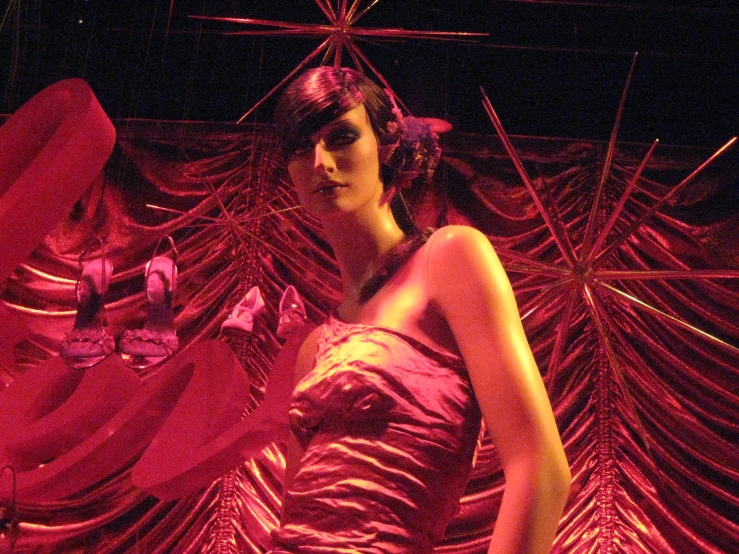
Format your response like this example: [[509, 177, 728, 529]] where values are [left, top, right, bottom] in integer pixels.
[[0, 79, 115, 368], [1, 119, 735, 553], [0, 71, 736, 553]]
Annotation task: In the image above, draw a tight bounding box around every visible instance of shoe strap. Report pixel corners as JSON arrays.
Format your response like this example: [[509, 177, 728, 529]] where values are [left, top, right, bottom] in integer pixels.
[[77, 235, 107, 288], [151, 235, 179, 262], [146, 235, 179, 295], [76, 235, 110, 326], [0, 464, 17, 516]]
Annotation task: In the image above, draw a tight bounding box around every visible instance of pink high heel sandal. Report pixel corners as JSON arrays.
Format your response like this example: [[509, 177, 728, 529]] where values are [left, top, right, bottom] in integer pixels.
[[120, 236, 179, 369], [276, 285, 307, 338], [221, 286, 265, 335], [60, 237, 115, 369]]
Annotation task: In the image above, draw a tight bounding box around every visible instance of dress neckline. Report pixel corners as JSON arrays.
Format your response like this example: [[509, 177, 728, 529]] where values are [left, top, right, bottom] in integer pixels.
[[327, 310, 464, 368]]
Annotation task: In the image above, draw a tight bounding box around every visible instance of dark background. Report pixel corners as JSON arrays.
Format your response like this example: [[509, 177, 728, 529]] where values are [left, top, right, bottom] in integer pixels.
[[1, 0, 737, 146]]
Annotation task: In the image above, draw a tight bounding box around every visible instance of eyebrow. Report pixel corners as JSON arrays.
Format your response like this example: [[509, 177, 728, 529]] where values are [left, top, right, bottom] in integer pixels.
[[326, 116, 355, 130], [310, 116, 358, 142]]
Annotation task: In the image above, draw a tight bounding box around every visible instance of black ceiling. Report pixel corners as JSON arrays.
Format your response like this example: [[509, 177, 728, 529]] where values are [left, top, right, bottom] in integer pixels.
[[1, 1, 737, 146]]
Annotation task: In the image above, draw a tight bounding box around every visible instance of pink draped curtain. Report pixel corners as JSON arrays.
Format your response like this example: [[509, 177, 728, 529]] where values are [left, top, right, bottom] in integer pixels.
[[1, 120, 737, 553]]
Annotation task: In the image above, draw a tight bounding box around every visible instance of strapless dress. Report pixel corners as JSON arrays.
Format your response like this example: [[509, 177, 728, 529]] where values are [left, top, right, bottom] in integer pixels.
[[270, 313, 482, 553]]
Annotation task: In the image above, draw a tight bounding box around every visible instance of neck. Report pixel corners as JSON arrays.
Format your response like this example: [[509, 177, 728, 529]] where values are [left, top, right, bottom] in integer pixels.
[[321, 202, 406, 305]]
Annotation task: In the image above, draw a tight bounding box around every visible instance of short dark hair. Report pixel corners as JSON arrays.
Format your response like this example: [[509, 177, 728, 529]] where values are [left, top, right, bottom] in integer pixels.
[[274, 67, 418, 231], [274, 68, 432, 300], [274, 67, 396, 160]]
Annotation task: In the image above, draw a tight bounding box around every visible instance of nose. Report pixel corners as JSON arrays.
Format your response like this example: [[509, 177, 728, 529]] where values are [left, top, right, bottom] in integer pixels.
[[313, 143, 335, 175]]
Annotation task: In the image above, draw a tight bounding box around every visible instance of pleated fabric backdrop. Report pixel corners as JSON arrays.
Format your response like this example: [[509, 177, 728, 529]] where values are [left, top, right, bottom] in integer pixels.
[[1, 119, 737, 553]]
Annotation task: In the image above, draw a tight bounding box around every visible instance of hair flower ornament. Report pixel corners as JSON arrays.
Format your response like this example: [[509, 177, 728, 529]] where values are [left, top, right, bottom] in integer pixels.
[[381, 90, 446, 190]]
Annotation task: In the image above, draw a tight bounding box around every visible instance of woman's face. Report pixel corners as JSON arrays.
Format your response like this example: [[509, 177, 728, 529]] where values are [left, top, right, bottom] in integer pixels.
[[287, 103, 383, 219]]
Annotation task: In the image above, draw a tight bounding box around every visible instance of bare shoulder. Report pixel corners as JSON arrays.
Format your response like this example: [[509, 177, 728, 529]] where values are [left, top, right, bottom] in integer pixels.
[[426, 226, 506, 291], [427, 225, 499, 265], [424, 225, 518, 332], [429, 224, 490, 244]]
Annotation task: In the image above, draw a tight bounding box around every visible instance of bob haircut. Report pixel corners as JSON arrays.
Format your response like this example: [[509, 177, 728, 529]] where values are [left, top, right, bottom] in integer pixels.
[[274, 66, 432, 301], [274, 67, 395, 166]]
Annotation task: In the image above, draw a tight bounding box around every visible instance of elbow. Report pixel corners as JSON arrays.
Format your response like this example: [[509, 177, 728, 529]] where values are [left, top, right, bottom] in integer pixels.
[[525, 446, 572, 508], [504, 446, 571, 503], [545, 448, 572, 507], [500, 449, 571, 528], [556, 459, 572, 502]]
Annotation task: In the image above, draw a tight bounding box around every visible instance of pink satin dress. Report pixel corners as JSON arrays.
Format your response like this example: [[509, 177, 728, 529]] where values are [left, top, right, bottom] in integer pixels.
[[270, 313, 482, 553]]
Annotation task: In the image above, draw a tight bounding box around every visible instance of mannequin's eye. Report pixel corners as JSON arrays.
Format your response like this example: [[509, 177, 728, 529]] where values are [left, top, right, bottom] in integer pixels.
[[327, 128, 359, 148]]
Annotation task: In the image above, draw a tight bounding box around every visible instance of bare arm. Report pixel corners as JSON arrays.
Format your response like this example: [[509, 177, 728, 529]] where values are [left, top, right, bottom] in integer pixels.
[[280, 324, 321, 501], [428, 226, 571, 554]]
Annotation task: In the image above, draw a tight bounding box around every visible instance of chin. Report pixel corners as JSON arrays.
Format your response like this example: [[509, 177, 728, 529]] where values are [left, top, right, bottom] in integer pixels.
[[304, 195, 350, 218]]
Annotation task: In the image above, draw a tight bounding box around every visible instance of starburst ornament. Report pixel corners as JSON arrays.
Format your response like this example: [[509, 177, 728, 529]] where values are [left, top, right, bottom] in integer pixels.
[[190, 0, 486, 122], [480, 53, 738, 472], [146, 155, 300, 266]]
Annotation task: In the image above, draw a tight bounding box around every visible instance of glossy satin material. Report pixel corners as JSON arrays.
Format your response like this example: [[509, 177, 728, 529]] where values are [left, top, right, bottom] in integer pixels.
[[2, 120, 737, 552], [271, 314, 482, 553]]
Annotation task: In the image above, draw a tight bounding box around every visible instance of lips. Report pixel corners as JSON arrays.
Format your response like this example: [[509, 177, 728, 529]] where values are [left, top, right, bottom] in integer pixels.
[[312, 181, 346, 194]]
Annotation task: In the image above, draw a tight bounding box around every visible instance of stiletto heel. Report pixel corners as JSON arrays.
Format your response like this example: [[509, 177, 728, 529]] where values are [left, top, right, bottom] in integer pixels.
[[120, 236, 179, 369], [276, 285, 307, 338], [60, 237, 115, 369], [220, 286, 265, 334]]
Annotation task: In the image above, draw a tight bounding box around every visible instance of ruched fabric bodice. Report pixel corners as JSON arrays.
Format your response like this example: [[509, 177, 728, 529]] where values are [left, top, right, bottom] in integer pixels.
[[270, 313, 482, 553]]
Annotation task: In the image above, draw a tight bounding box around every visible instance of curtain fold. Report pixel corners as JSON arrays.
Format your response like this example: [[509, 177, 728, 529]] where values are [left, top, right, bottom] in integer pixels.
[[1, 120, 737, 553]]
